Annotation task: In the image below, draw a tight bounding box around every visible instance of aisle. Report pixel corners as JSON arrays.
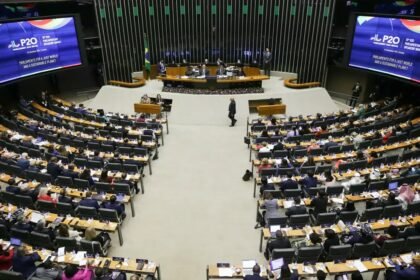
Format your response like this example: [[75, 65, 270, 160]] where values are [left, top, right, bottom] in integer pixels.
[[109, 123, 264, 280]]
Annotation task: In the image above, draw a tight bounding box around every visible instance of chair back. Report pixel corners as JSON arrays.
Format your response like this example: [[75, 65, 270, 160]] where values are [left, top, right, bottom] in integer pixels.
[[87, 161, 103, 169], [114, 183, 132, 196], [260, 168, 277, 177], [10, 228, 30, 243], [74, 179, 90, 189], [267, 217, 288, 227], [99, 208, 121, 223], [383, 205, 402, 219], [257, 152, 272, 160], [352, 242, 377, 258], [338, 211, 358, 225], [378, 238, 405, 256], [289, 214, 310, 228], [0, 224, 8, 240], [326, 186, 343, 197], [37, 200, 57, 213], [316, 213, 337, 226], [56, 236, 78, 252], [76, 206, 98, 219], [407, 201, 420, 216], [15, 195, 34, 209], [0, 271, 24, 280], [56, 176, 74, 187], [349, 183, 366, 195], [283, 189, 301, 199], [327, 245, 352, 261], [405, 236, 420, 252], [79, 240, 106, 256], [56, 202, 75, 216], [363, 207, 383, 222], [296, 246, 322, 263], [368, 181, 386, 191], [271, 248, 296, 264], [30, 232, 55, 250]]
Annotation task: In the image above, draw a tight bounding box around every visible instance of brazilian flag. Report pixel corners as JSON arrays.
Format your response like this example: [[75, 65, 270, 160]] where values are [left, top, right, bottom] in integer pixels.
[[144, 33, 151, 73]]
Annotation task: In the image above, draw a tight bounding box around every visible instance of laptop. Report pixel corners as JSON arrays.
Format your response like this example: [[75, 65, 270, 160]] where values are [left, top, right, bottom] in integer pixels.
[[270, 225, 281, 237], [388, 181, 398, 192], [10, 238, 21, 246], [270, 258, 284, 273], [242, 260, 256, 276]]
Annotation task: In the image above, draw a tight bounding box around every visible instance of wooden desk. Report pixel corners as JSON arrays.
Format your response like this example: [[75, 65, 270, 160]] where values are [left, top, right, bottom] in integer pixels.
[[257, 104, 286, 116], [32, 102, 105, 128], [207, 264, 267, 279], [134, 103, 162, 115]]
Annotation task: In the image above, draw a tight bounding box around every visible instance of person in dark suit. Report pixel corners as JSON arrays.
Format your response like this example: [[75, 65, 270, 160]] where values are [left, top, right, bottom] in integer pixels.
[[299, 172, 318, 190], [350, 81, 362, 107], [310, 190, 328, 217], [12, 216, 33, 232], [272, 140, 284, 152], [216, 65, 225, 75], [323, 229, 340, 253], [58, 189, 74, 206], [280, 173, 298, 192], [244, 264, 263, 280], [228, 98, 237, 127], [62, 164, 79, 180], [117, 173, 140, 194], [91, 150, 103, 164], [101, 195, 126, 219], [78, 191, 100, 210], [46, 157, 63, 179], [12, 247, 41, 279], [263, 48, 272, 76], [16, 153, 30, 171], [259, 177, 275, 197], [323, 136, 338, 152], [264, 230, 291, 260], [286, 197, 307, 217]]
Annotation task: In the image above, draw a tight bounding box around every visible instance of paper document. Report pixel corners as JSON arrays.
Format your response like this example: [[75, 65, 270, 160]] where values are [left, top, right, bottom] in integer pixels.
[[353, 260, 368, 272], [303, 266, 315, 274], [30, 212, 44, 224], [218, 268, 233, 277], [270, 225, 281, 233], [401, 254, 412, 264], [283, 200, 294, 208], [242, 260, 256, 269], [331, 198, 344, 204]]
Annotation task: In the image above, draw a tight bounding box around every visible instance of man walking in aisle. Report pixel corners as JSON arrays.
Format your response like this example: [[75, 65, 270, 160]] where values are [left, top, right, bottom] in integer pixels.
[[228, 98, 237, 127]]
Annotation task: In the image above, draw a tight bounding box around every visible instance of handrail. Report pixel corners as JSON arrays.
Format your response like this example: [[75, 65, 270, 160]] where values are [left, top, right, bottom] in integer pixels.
[[108, 79, 146, 88], [284, 78, 320, 89]]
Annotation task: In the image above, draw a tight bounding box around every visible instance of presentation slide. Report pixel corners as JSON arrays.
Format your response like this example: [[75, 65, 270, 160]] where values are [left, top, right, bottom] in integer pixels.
[[349, 16, 420, 83], [0, 17, 82, 84]]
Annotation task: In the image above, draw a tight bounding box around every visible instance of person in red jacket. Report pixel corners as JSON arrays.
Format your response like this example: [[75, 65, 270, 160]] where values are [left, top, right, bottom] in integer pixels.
[[0, 246, 13, 270]]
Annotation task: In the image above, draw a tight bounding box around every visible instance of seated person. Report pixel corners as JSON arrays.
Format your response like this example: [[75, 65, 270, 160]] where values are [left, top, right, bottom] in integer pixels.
[[0, 246, 13, 270], [16, 153, 30, 170], [310, 190, 328, 217], [101, 195, 126, 219], [258, 158, 272, 174], [84, 227, 111, 248], [342, 226, 373, 246], [216, 65, 225, 75], [262, 192, 282, 225], [264, 230, 291, 260], [35, 259, 62, 279], [33, 220, 55, 240], [323, 229, 340, 253], [79, 169, 95, 187], [387, 254, 420, 279], [285, 197, 307, 217], [94, 267, 127, 280], [117, 172, 140, 194], [90, 150, 103, 163], [79, 191, 100, 210], [244, 264, 263, 280], [323, 136, 338, 152], [259, 177, 275, 197], [374, 225, 399, 247], [399, 222, 420, 239], [46, 157, 63, 179], [280, 173, 298, 192], [272, 139, 284, 151], [12, 215, 33, 232], [299, 172, 318, 190], [62, 264, 93, 280], [297, 232, 323, 248], [367, 192, 399, 209], [56, 224, 82, 240], [12, 247, 41, 279], [99, 170, 113, 183], [58, 189, 74, 205], [62, 164, 79, 179], [199, 64, 209, 76], [38, 187, 57, 203]]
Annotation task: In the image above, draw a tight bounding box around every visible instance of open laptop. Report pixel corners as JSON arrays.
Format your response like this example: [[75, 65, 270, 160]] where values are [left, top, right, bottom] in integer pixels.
[[388, 181, 398, 192], [270, 225, 281, 237], [10, 237, 21, 247], [242, 260, 256, 276]]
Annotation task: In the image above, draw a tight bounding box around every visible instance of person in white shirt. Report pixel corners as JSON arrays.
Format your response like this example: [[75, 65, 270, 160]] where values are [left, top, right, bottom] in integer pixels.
[[259, 143, 271, 153]]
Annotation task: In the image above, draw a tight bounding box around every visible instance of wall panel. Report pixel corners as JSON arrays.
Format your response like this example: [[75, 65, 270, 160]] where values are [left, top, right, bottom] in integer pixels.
[[94, 0, 336, 84]]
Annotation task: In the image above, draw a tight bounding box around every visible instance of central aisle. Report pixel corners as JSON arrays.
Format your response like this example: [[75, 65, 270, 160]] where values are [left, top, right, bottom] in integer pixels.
[[109, 123, 264, 280]]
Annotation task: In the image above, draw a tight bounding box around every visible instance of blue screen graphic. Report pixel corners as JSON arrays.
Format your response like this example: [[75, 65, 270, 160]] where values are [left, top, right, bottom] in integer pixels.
[[0, 17, 82, 84], [349, 16, 420, 83]]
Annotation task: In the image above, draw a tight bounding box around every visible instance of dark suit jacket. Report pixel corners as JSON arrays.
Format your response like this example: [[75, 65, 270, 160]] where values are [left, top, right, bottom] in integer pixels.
[[286, 205, 307, 217], [62, 170, 79, 179], [272, 143, 284, 151], [260, 183, 275, 196], [244, 274, 264, 280], [46, 163, 63, 179], [299, 176, 318, 189], [280, 179, 298, 191], [79, 198, 100, 209], [12, 253, 40, 278], [102, 201, 125, 216], [267, 237, 291, 253], [323, 235, 340, 252], [310, 197, 328, 216], [229, 102, 236, 114], [59, 196, 74, 205], [399, 227, 420, 239], [16, 158, 30, 170]]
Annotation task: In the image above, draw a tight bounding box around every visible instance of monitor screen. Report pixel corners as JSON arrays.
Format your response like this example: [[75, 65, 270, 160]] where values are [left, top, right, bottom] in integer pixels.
[[10, 238, 21, 246], [0, 16, 83, 84], [389, 181, 399, 191], [348, 15, 420, 83]]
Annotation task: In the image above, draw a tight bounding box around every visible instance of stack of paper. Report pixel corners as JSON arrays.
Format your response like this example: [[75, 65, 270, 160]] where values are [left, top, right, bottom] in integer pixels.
[[283, 201, 294, 208], [353, 260, 368, 272], [218, 268, 233, 277]]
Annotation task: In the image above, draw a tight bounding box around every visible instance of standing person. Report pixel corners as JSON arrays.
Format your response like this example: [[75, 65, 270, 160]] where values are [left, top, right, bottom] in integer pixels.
[[350, 81, 362, 107], [263, 48, 272, 76], [158, 60, 166, 76], [228, 98, 237, 127]]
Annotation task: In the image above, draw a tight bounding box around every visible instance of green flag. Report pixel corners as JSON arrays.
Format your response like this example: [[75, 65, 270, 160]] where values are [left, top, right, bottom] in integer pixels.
[[144, 34, 151, 72]]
